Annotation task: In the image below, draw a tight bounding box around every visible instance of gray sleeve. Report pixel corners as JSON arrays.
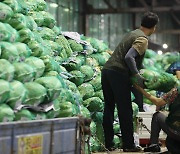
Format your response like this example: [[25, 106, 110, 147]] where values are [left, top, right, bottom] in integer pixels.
[[125, 47, 140, 75]]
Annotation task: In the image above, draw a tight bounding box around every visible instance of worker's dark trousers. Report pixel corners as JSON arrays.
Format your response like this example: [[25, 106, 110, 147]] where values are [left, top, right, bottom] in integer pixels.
[[150, 112, 180, 144], [101, 69, 135, 149], [131, 87, 144, 111]]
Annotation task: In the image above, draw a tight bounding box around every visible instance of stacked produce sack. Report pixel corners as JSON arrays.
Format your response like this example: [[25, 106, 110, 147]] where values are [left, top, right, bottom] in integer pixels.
[[140, 49, 179, 105], [0, 0, 140, 152]]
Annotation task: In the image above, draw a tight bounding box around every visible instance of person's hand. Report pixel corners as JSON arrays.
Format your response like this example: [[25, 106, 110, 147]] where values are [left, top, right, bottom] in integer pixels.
[[133, 73, 147, 88]]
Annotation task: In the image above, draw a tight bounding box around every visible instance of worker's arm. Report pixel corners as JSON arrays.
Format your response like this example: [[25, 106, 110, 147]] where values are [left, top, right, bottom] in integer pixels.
[[134, 84, 178, 107]]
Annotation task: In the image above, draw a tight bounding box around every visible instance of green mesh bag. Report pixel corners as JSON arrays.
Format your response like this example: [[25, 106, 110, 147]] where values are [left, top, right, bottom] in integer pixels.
[[91, 112, 103, 123], [0, 104, 14, 122], [25, 56, 45, 79], [94, 90, 104, 101], [0, 2, 13, 22], [2, 0, 21, 13], [0, 59, 15, 81], [79, 105, 91, 118], [13, 42, 32, 59], [132, 102, 139, 118], [24, 82, 46, 106], [69, 70, 85, 86], [83, 97, 103, 112], [0, 79, 11, 104], [7, 80, 27, 109], [89, 75, 102, 91], [0, 42, 19, 62], [27, 40, 44, 57], [8, 13, 27, 30], [13, 62, 35, 83], [85, 57, 99, 67], [18, 28, 34, 43], [68, 39, 83, 52], [14, 109, 35, 121], [80, 65, 94, 81], [36, 27, 55, 40], [25, 15, 38, 31], [78, 83, 94, 100], [35, 76, 63, 101]]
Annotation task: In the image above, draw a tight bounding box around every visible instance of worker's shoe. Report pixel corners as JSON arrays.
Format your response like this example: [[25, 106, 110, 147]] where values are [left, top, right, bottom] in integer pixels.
[[106, 146, 116, 151], [123, 145, 142, 152], [144, 144, 161, 152]]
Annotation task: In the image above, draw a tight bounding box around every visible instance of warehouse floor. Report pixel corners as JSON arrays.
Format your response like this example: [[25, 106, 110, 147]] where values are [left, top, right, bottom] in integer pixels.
[[93, 147, 168, 153]]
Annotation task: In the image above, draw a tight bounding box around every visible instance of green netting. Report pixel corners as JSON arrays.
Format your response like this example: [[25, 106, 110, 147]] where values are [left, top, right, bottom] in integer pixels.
[[13, 42, 32, 59], [0, 79, 11, 104], [25, 56, 45, 79], [89, 137, 101, 152], [63, 56, 85, 71], [141, 69, 177, 92], [0, 42, 19, 62], [52, 26, 61, 35], [83, 97, 103, 112], [36, 27, 55, 40], [132, 102, 139, 118], [0, 59, 15, 81], [0, 104, 14, 122], [13, 62, 35, 83], [113, 135, 122, 149], [95, 123, 105, 146], [26, 0, 47, 11], [144, 49, 157, 58], [69, 70, 85, 86], [2, 0, 21, 13], [58, 101, 77, 117], [113, 123, 120, 134], [80, 65, 94, 81], [0, 2, 13, 22], [31, 111, 47, 120], [8, 13, 27, 30], [24, 82, 46, 106], [25, 15, 37, 31], [90, 53, 106, 66], [7, 80, 27, 109], [40, 55, 62, 73], [78, 83, 94, 100], [18, 28, 34, 43], [89, 75, 102, 91], [91, 112, 103, 123], [56, 88, 75, 104], [41, 11, 56, 28], [55, 35, 73, 57], [79, 105, 91, 118], [85, 57, 99, 67], [94, 90, 104, 101], [27, 40, 44, 57], [43, 40, 62, 56], [90, 121, 96, 135], [30, 11, 44, 26], [14, 109, 35, 121], [68, 39, 83, 52], [35, 76, 63, 101]]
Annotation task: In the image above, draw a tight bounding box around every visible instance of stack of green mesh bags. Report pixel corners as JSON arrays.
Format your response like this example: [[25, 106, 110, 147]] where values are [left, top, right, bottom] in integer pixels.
[[0, 0, 140, 152], [140, 49, 179, 105]]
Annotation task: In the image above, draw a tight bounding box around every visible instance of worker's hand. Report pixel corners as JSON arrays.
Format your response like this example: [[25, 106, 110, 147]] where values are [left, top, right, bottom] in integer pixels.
[[133, 73, 147, 88]]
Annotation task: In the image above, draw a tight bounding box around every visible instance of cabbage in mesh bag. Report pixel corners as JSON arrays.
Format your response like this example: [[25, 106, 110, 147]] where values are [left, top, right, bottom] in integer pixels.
[[13, 62, 35, 83], [0, 104, 14, 122], [13, 42, 32, 59], [0, 42, 19, 62], [36, 27, 55, 40], [25, 57, 45, 79], [14, 109, 35, 121], [8, 13, 27, 30], [40, 55, 62, 73], [35, 76, 63, 101], [68, 39, 83, 52], [0, 22, 19, 42], [0, 59, 15, 81], [82, 97, 103, 112], [89, 75, 102, 91], [25, 15, 38, 31], [0, 2, 13, 22], [69, 70, 85, 86], [0, 79, 11, 104], [28, 40, 45, 57], [86, 57, 99, 67], [78, 83, 94, 100], [2, 0, 21, 13], [94, 90, 104, 101], [58, 101, 79, 117], [24, 82, 46, 106], [80, 65, 94, 81], [18, 28, 34, 43], [7, 80, 27, 109], [63, 56, 84, 71]]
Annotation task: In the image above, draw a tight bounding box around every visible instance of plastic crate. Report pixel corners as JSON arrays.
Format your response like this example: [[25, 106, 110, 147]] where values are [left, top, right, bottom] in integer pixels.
[[0, 117, 80, 154]]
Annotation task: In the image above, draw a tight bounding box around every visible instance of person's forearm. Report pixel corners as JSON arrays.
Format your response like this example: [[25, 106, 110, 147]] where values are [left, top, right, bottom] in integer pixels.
[[125, 48, 139, 75]]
